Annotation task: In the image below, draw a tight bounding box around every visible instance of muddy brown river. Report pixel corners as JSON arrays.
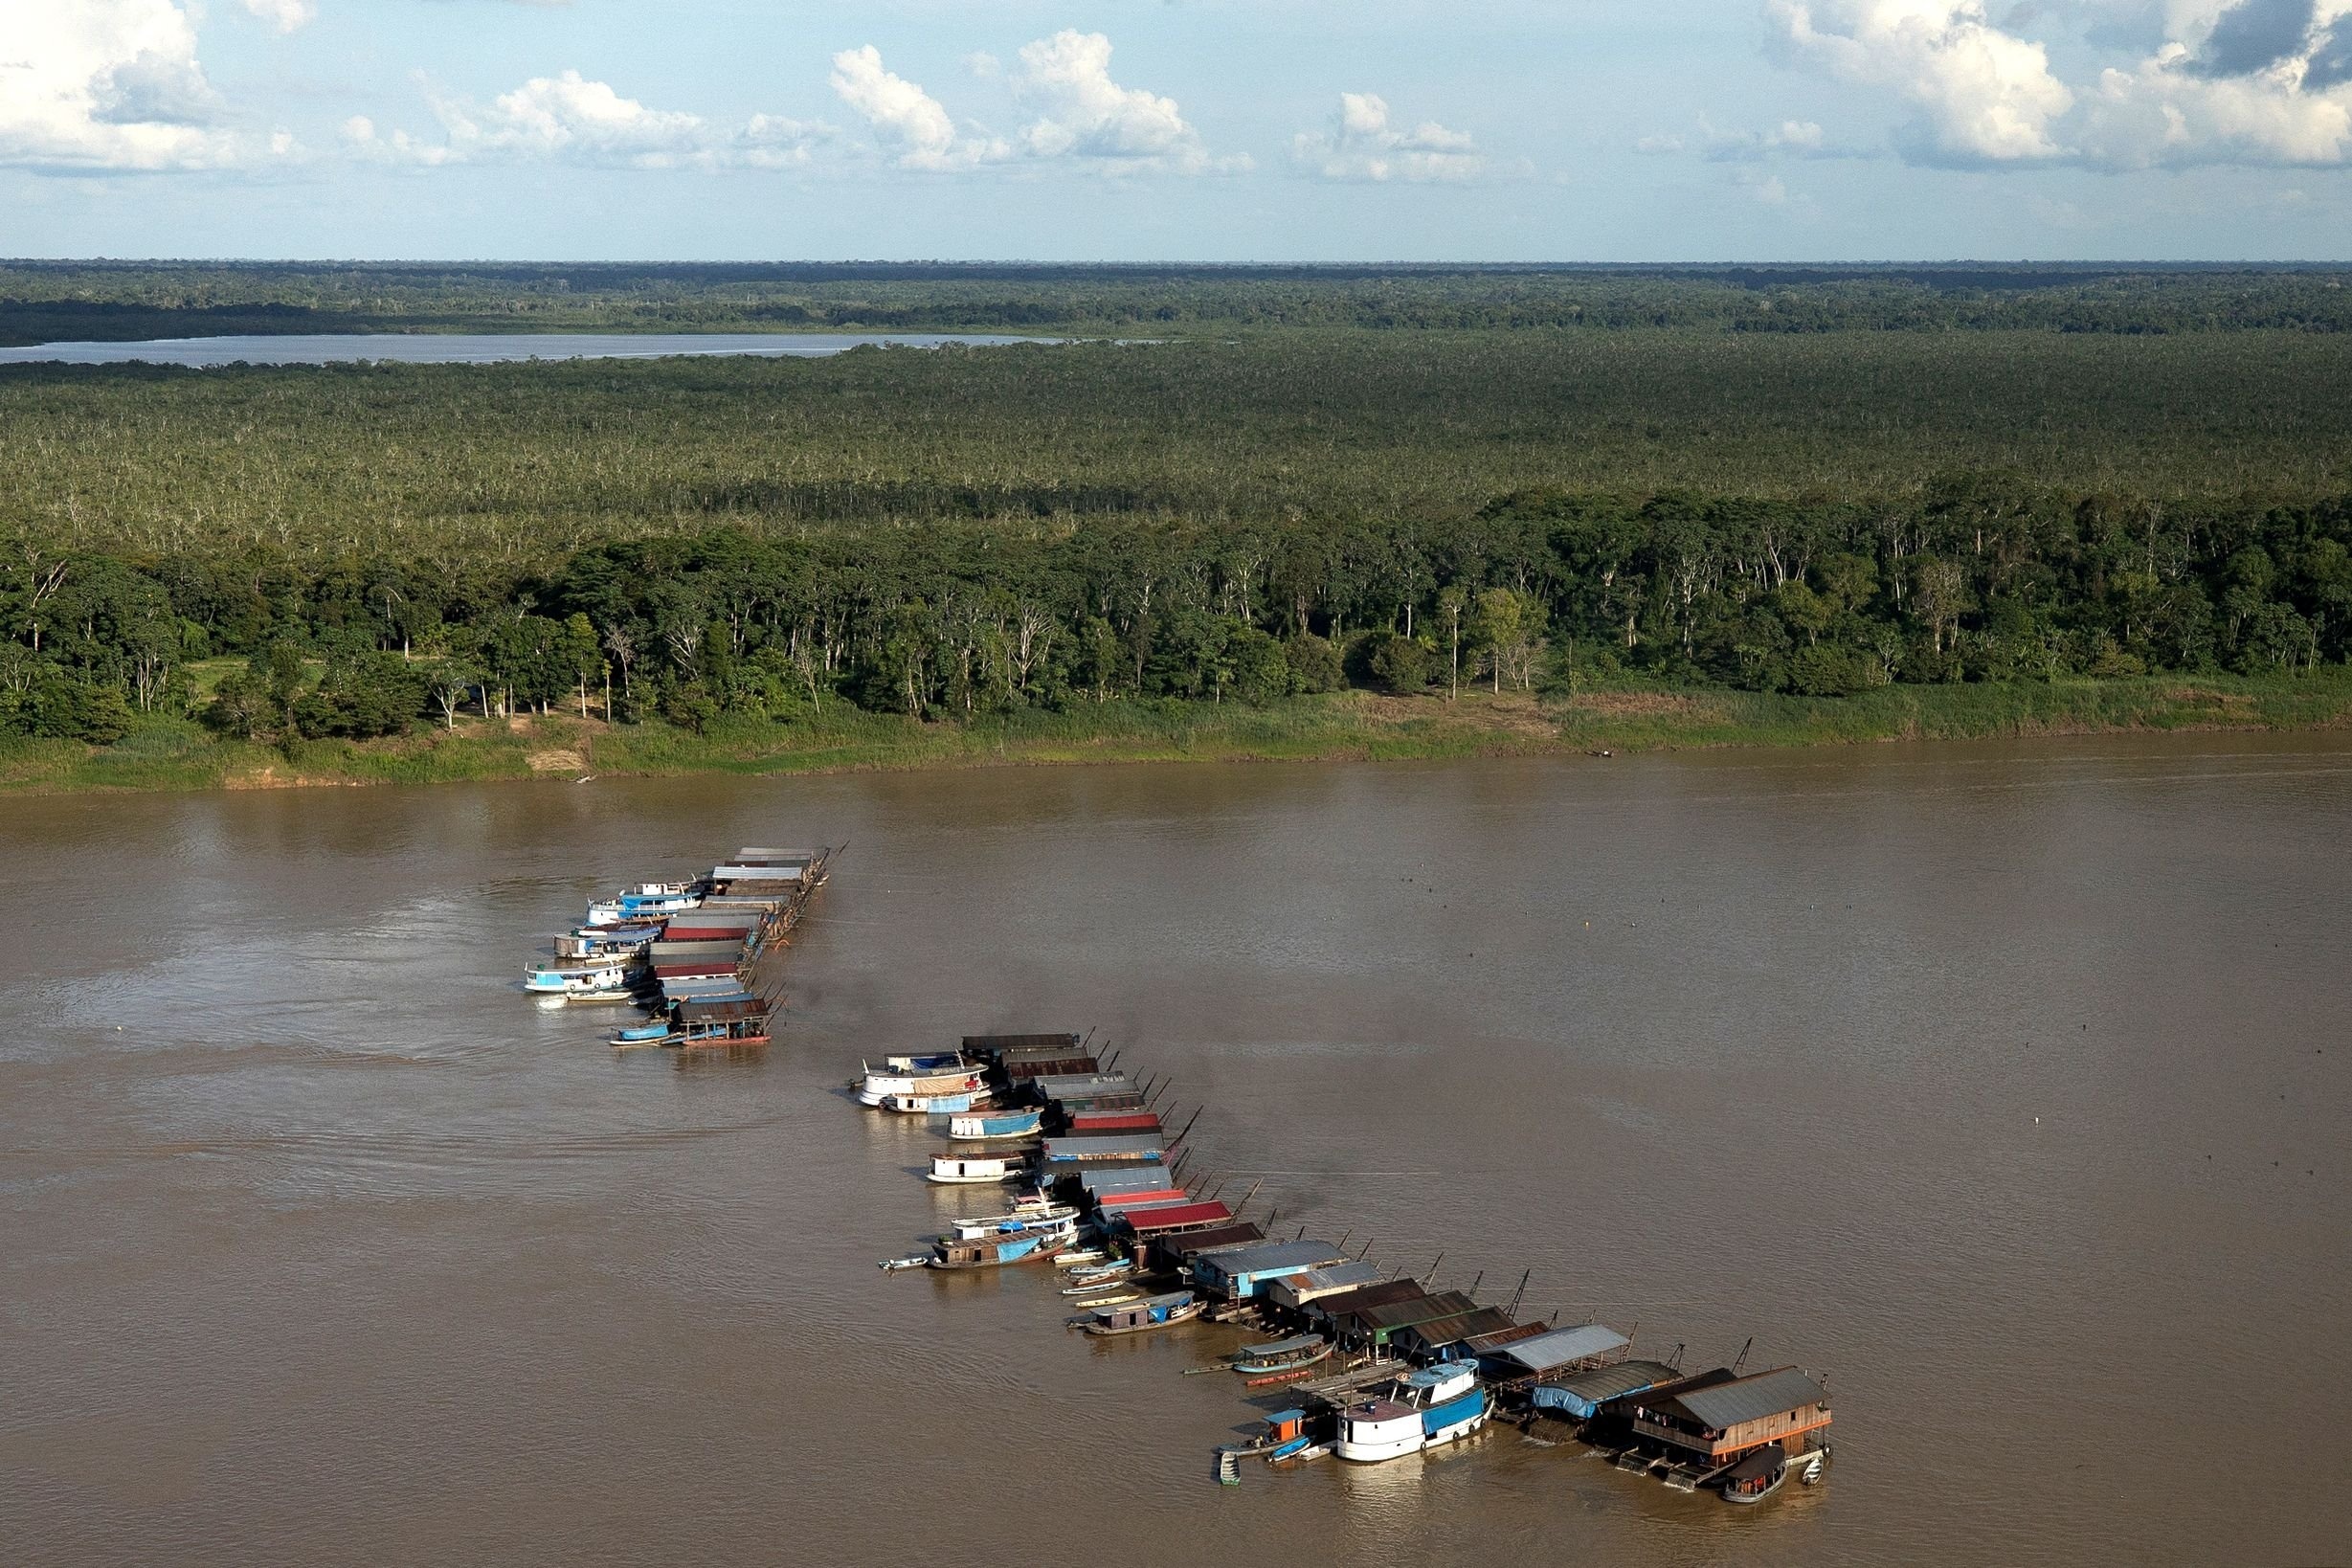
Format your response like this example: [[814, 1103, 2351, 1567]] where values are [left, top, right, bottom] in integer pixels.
[[4, 737, 2346, 1565]]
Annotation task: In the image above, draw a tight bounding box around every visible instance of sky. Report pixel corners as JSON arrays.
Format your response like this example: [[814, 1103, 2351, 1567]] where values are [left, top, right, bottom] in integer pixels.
[[3, 0, 2349, 260]]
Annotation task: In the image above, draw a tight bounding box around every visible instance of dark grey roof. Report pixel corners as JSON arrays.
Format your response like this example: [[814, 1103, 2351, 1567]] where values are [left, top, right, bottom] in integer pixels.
[[1540, 1358, 1684, 1403], [1194, 1240, 1346, 1276], [1669, 1367, 1828, 1430]]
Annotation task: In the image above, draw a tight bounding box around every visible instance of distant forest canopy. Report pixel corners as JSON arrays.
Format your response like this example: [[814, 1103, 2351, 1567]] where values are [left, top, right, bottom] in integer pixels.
[[6, 269, 2352, 748], [5, 259, 2352, 343]]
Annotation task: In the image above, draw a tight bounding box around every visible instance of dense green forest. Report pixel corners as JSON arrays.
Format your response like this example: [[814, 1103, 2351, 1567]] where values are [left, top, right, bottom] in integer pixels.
[[3, 264, 2349, 771]]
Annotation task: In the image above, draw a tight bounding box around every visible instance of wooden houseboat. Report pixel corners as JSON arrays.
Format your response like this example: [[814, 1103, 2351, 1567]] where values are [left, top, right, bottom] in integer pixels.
[[1074, 1290, 1201, 1336], [927, 1151, 1031, 1184], [1621, 1366, 1832, 1490]]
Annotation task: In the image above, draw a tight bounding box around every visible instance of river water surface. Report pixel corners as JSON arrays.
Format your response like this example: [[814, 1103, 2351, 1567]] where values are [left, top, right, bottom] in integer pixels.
[[4, 738, 2346, 1565], [0, 332, 1060, 368]]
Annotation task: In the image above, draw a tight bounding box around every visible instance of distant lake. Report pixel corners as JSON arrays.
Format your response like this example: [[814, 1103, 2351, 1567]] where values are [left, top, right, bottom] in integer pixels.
[[0, 331, 1062, 368]]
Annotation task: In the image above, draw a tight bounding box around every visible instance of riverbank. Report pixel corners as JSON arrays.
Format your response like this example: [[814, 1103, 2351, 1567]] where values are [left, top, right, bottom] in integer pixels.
[[5, 671, 2348, 795]]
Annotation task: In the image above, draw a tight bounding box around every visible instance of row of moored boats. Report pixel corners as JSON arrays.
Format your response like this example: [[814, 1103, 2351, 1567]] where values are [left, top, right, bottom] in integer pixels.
[[863, 1032, 1833, 1499], [524, 847, 830, 1048]]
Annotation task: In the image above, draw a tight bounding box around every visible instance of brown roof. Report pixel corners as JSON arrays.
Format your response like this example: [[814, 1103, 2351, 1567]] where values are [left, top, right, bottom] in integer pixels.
[[1306, 1279, 1427, 1320]]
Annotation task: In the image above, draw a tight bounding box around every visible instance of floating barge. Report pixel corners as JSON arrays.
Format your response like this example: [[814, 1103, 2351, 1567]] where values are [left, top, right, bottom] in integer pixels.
[[529, 844, 830, 1048]]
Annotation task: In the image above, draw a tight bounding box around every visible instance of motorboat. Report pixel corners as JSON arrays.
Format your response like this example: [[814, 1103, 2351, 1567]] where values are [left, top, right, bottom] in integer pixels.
[[1333, 1365, 1490, 1463]]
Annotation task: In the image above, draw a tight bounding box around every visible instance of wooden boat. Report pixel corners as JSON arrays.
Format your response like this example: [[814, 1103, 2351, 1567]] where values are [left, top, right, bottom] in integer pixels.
[[1717, 1444, 1789, 1504], [880, 1087, 994, 1115], [949, 1108, 1045, 1141], [1072, 1290, 1201, 1336], [1052, 1248, 1109, 1268], [555, 924, 661, 959], [927, 1230, 1063, 1270], [611, 1021, 675, 1046], [927, 1151, 1029, 1185], [948, 1203, 1078, 1240], [855, 1060, 984, 1108], [1229, 1334, 1333, 1377], [524, 960, 638, 1000], [586, 883, 703, 926]]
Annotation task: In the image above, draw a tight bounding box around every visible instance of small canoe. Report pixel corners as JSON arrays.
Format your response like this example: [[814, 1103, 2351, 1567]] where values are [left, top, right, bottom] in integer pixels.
[[1053, 1248, 1109, 1268]]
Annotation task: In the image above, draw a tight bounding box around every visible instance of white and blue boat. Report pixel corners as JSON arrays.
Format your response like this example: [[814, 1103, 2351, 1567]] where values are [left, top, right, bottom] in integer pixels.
[[949, 1108, 1044, 1142], [946, 1203, 1078, 1241], [586, 883, 704, 926], [882, 1087, 992, 1115], [524, 960, 637, 1000], [1333, 1365, 1490, 1463]]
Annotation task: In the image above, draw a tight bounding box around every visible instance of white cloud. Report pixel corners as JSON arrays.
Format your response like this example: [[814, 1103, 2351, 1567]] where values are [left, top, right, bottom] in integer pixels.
[[1292, 91, 1482, 181], [833, 34, 1234, 174], [829, 44, 1005, 169], [358, 70, 830, 168], [1771, 0, 2076, 161], [238, 0, 316, 34], [1771, 0, 2352, 166], [0, 0, 284, 171], [1011, 31, 1228, 171]]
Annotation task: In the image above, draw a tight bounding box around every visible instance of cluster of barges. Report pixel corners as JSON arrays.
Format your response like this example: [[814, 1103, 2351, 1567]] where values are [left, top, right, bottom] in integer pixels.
[[524, 846, 831, 1048], [864, 1032, 1833, 1501]]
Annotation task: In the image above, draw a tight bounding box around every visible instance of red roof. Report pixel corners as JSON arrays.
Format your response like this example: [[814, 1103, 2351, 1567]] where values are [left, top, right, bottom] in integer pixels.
[[1067, 1111, 1162, 1133], [1114, 1200, 1233, 1233], [1091, 1186, 1189, 1209]]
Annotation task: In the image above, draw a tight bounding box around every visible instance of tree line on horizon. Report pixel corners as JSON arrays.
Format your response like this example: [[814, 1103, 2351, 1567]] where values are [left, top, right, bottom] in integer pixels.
[[6, 484, 2348, 746], [8, 261, 2352, 346]]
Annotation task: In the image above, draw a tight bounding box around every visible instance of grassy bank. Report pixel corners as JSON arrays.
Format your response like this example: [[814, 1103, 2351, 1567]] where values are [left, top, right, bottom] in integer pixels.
[[5, 671, 2348, 796]]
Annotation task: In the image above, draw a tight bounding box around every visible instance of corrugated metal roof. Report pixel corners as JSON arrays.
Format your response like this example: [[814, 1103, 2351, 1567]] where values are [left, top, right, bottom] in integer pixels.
[[1075, 1165, 1171, 1192], [965, 1034, 1085, 1054], [1402, 1306, 1518, 1347], [1091, 1186, 1189, 1209], [1159, 1222, 1264, 1256], [1308, 1279, 1426, 1318], [1460, 1322, 1550, 1355], [1494, 1323, 1631, 1373], [1041, 1134, 1166, 1159], [1276, 1261, 1387, 1296], [1346, 1289, 1476, 1331], [1664, 1367, 1828, 1431], [1028, 1073, 1133, 1096], [1540, 1358, 1684, 1405], [1065, 1111, 1160, 1131], [1115, 1200, 1232, 1232], [1195, 1240, 1346, 1277]]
